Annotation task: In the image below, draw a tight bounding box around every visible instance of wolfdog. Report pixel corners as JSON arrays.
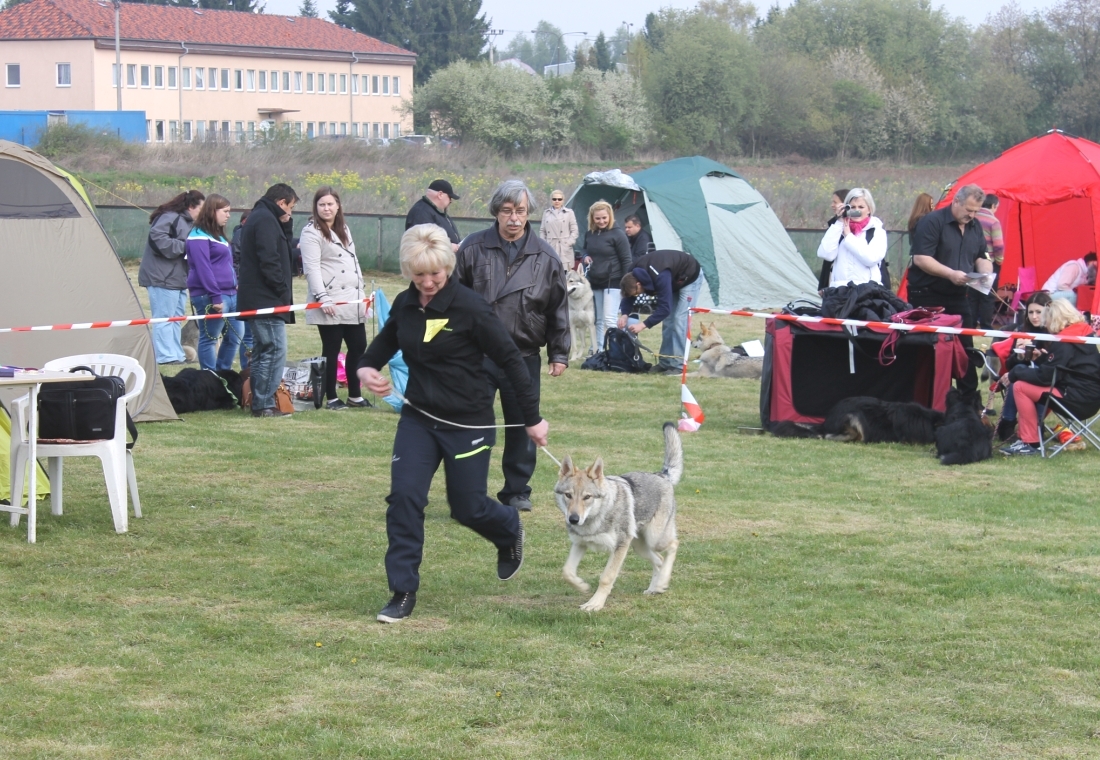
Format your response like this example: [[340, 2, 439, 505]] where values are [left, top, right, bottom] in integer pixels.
[[691, 322, 762, 379], [566, 269, 597, 362], [554, 423, 682, 612]]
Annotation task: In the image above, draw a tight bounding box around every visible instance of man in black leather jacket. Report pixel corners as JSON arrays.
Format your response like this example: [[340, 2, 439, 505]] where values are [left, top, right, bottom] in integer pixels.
[[405, 179, 461, 251], [454, 179, 570, 512]]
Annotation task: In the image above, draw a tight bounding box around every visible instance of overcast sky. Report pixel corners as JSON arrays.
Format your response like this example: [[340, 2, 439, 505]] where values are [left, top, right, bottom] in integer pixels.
[[262, 0, 1059, 49]]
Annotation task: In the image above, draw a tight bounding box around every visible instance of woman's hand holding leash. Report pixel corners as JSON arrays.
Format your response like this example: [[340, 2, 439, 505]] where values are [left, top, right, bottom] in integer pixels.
[[358, 367, 391, 396], [526, 419, 549, 447]]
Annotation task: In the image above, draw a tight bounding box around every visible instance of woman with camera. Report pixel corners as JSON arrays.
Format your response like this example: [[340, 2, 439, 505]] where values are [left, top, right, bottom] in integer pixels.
[[816, 188, 887, 288], [1000, 299, 1100, 456]]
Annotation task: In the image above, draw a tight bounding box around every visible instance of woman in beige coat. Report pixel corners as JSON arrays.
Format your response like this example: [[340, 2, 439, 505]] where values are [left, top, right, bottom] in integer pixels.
[[539, 189, 579, 269], [300, 186, 370, 410]]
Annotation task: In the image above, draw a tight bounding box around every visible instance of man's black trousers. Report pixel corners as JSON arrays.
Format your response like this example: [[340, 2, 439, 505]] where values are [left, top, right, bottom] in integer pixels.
[[385, 411, 519, 594], [484, 353, 541, 505], [907, 287, 980, 400]]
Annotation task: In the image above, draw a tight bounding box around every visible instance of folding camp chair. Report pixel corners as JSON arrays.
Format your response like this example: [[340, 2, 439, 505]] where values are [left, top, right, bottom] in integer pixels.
[[1037, 366, 1100, 458]]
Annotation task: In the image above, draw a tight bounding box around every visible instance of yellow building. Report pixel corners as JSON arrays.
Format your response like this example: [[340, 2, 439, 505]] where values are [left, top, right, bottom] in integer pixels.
[[0, 0, 415, 142]]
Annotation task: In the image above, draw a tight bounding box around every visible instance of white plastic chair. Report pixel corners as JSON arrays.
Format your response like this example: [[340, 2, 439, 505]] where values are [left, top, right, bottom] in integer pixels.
[[9, 354, 144, 534]]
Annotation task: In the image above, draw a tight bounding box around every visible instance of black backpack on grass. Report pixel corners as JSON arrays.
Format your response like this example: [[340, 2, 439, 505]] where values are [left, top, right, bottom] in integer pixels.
[[580, 328, 652, 373]]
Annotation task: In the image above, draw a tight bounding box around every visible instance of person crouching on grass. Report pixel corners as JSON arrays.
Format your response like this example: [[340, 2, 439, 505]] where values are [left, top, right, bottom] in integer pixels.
[[357, 224, 550, 624]]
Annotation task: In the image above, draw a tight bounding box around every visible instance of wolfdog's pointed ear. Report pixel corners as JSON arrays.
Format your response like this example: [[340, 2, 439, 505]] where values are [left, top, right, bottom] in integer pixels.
[[587, 457, 604, 480], [560, 455, 574, 477]]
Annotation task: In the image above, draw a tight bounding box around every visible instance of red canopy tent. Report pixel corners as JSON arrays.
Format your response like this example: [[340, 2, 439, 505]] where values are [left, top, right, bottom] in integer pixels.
[[935, 130, 1100, 315]]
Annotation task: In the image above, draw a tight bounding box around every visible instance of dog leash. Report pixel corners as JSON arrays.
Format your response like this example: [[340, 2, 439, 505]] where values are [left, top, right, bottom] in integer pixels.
[[389, 389, 562, 466]]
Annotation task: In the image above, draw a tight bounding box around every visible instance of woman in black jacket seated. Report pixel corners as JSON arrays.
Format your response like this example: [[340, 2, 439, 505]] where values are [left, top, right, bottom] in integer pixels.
[[1000, 298, 1100, 456], [994, 291, 1051, 441]]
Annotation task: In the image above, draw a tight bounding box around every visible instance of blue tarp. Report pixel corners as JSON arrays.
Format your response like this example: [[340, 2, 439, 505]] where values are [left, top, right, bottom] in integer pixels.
[[374, 288, 408, 411]]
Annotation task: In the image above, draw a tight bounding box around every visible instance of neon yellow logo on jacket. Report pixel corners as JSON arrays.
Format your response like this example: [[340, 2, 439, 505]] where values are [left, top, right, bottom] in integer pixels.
[[424, 319, 450, 342]]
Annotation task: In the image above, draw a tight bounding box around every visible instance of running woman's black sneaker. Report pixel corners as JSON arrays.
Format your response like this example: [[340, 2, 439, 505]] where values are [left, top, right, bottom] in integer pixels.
[[497, 522, 524, 580], [376, 591, 416, 623]]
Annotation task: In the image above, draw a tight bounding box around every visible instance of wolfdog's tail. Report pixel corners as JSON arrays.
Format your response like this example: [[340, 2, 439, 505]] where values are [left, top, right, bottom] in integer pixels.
[[661, 422, 683, 486]]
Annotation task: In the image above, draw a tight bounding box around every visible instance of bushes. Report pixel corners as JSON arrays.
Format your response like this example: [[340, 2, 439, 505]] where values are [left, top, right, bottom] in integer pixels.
[[34, 123, 141, 163]]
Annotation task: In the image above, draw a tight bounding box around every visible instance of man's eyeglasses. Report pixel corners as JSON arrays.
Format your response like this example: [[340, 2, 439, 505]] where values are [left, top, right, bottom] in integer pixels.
[[498, 207, 528, 218]]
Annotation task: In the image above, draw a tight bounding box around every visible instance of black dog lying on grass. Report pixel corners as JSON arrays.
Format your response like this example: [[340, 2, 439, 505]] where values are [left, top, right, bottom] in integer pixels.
[[161, 368, 245, 414], [771, 396, 944, 444], [771, 392, 993, 465]]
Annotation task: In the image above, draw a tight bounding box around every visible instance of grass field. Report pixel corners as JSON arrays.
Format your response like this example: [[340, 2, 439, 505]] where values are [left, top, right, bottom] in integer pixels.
[[4, 266, 1100, 758]]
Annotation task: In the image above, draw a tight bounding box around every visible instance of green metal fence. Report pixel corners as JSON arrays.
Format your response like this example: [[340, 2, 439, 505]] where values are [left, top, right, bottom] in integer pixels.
[[99, 206, 909, 284]]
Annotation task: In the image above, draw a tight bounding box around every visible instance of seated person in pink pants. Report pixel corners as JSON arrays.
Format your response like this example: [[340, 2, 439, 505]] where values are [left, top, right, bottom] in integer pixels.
[[1001, 299, 1100, 456]]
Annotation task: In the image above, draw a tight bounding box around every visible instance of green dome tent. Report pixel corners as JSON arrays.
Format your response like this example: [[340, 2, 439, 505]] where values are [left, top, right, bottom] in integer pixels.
[[567, 156, 818, 309]]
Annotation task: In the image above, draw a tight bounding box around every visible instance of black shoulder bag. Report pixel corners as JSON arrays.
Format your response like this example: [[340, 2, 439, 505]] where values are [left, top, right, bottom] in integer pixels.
[[37, 366, 138, 448]]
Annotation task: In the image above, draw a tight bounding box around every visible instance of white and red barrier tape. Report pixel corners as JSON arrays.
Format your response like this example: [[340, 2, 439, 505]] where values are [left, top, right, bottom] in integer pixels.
[[0, 295, 375, 334], [690, 307, 1100, 346]]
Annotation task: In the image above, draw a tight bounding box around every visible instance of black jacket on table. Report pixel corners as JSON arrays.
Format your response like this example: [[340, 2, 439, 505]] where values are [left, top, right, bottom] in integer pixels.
[[359, 277, 542, 429], [237, 196, 296, 324], [405, 197, 461, 245], [1008, 328, 1100, 415], [454, 223, 571, 364]]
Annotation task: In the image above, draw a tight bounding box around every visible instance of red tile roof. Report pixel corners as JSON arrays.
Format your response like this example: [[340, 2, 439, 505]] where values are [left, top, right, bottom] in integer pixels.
[[0, 0, 413, 57]]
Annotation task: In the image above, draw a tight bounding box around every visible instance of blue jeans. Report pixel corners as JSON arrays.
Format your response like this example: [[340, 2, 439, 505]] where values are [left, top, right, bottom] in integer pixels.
[[658, 278, 703, 370], [147, 286, 188, 363], [249, 316, 287, 411], [239, 321, 253, 370], [190, 292, 243, 371]]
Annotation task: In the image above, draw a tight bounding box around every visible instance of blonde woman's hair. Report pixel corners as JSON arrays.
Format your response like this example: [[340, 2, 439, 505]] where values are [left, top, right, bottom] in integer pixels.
[[400, 224, 455, 279], [587, 200, 615, 233], [1044, 298, 1086, 334]]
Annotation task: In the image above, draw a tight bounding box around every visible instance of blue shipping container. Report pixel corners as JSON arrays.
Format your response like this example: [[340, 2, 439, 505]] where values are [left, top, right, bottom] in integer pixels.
[[0, 110, 146, 145]]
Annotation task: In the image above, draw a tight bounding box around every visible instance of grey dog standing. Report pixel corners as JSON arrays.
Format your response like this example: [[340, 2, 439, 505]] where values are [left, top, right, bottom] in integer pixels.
[[554, 423, 683, 611]]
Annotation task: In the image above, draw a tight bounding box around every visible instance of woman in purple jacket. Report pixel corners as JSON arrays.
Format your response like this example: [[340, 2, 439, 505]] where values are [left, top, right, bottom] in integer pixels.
[[186, 194, 243, 371]]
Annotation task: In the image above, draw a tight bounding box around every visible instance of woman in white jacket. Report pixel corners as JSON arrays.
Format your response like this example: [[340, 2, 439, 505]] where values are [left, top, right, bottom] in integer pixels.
[[300, 186, 370, 410], [817, 187, 887, 288], [539, 189, 579, 270]]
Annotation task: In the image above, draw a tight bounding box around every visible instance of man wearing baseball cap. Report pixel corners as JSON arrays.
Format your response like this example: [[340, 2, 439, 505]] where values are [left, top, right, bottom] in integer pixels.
[[405, 179, 462, 252]]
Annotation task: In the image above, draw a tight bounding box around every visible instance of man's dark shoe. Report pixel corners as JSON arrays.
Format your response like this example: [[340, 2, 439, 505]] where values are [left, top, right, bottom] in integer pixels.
[[326, 398, 348, 410], [251, 408, 291, 418], [508, 495, 533, 512], [346, 397, 373, 408], [497, 522, 524, 580], [377, 591, 416, 623]]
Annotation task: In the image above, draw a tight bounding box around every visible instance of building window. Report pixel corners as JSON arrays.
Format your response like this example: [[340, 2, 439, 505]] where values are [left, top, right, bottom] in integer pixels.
[[393, 123, 401, 138], [381, 76, 389, 95], [329, 73, 336, 93], [317, 72, 324, 93], [195, 67, 204, 89], [154, 66, 164, 88], [306, 73, 314, 93], [196, 121, 206, 141], [372, 122, 379, 138], [183, 121, 192, 142], [168, 66, 177, 88], [169, 120, 178, 141], [247, 70, 256, 91], [258, 70, 266, 91], [340, 122, 347, 135], [5, 63, 18, 87], [351, 123, 359, 137], [285, 71, 293, 91], [361, 75, 368, 94], [56, 63, 71, 87], [351, 75, 358, 95], [371, 75, 378, 94], [339, 74, 347, 94], [382, 123, 389, 139], [393, 76, 400, 96], [329, 121, 336, 134], [247, 121, 255, 138], [140, 65, 150, 87], [318, 122, 326, 136], [182, 67, 191, 89], [112, 63, 118, 86], [306, 122, 315, 138], [155, 120, 165, 142], [220, 121, 229, 137], [220, 69, 229, 90], [235, 69, 243, 91], [127, 64, 136, 87], [207, 67, 216, 89], [292, 122, 302, 136]]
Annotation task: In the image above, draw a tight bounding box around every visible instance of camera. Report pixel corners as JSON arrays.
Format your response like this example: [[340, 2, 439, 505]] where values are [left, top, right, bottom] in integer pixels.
[[1022, 346, 1038, 362], [840, 204, 863, 220]]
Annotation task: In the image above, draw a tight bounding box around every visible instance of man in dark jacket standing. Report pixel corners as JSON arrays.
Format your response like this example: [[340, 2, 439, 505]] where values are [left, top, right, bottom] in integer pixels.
[[406, 180, 461, 251], [618, 250, 702, 374], [238, 183, 299, 417], [454, 179, 570, 512]]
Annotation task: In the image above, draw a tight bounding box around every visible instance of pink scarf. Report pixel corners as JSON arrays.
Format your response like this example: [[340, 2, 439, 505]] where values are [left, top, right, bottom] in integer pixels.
[[850, 216, 871, 236]]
